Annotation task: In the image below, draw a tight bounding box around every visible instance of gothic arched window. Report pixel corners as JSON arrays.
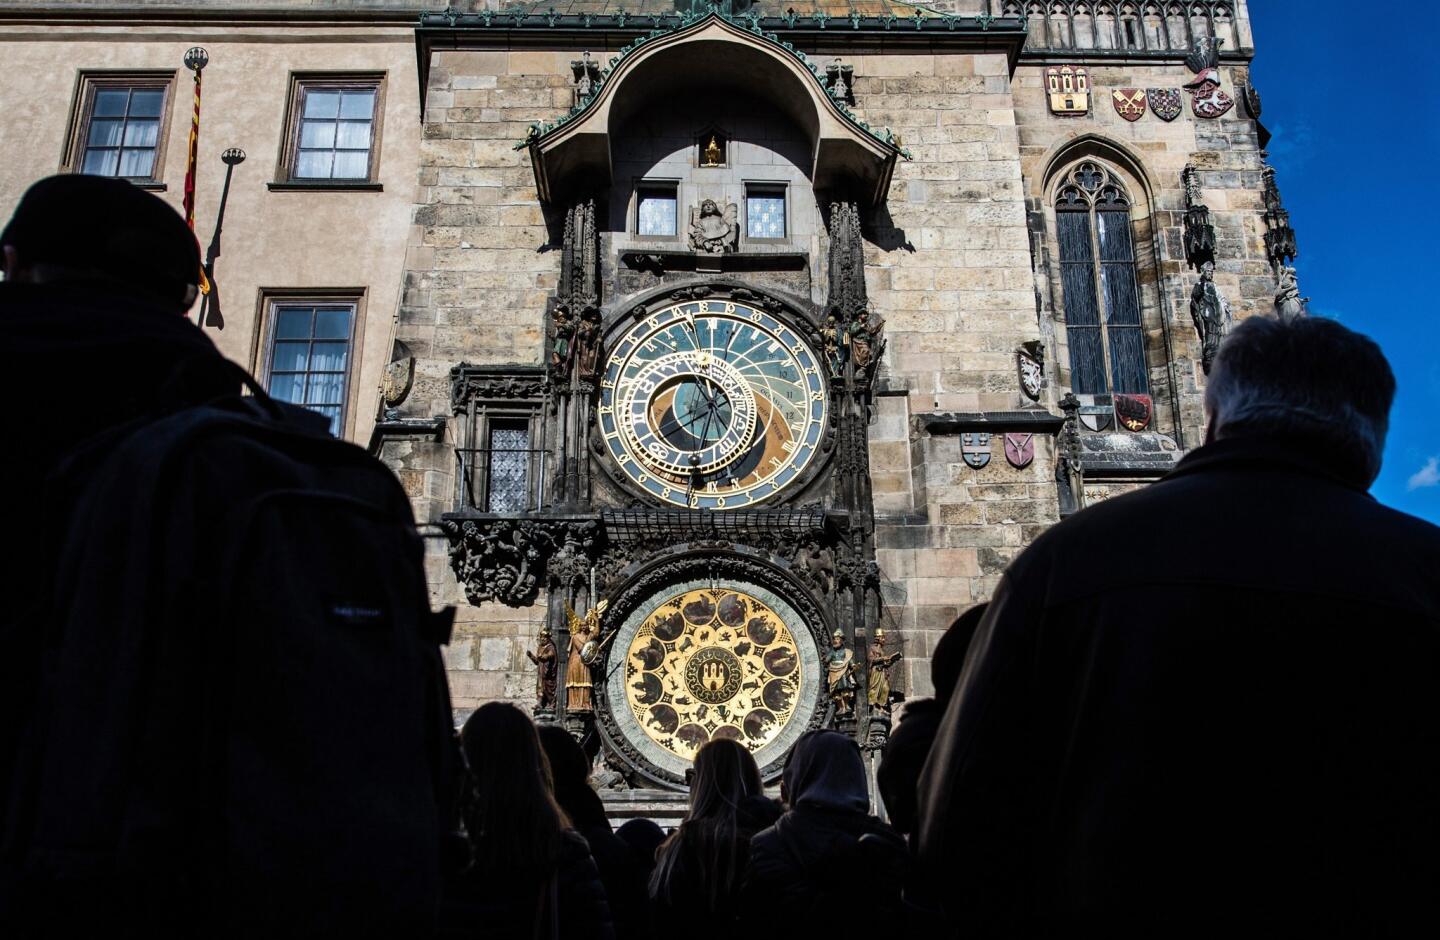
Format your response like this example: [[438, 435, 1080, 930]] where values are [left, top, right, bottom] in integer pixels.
[[1055, 161, 1148, 396]]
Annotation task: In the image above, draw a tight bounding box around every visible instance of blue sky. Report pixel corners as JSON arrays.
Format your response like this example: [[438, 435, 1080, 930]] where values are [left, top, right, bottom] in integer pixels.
[[1248, 2, 1440, 522]]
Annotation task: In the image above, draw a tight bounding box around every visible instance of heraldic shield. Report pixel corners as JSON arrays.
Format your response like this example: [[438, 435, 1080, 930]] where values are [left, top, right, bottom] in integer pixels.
[[1148, 88, 1182, 122], [1115, 393, 1154, 432], [1003, 433, 1035, 469], [1112, 89, 1146, 122], [961, 432, 992, 469]]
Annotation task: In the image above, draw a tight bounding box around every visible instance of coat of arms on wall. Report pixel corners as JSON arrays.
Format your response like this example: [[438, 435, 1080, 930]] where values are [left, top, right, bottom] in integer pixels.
[[1003, 433, 1035, 469], [1114, 393, 1153, 432], [1046, 66, 1090, 116], [1079, 402, 1113, 432], [1148, 88, 1182, 122], [1111, 89, 1146, 122], [689, 198, 739, 254], [1017, 342, 1044, 400], [1182, 36, 1233, 119], [961, 432, 992, 469]]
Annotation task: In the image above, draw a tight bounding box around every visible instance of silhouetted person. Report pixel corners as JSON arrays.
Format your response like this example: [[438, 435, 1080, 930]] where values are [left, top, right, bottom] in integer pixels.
[[741, 731, 905, 934], [615, 819, 666, 875], [2, 175, 456, 936], [877, 603, 986, 836], [649, 739, 778, 939], [918, 315, 1440, 938], [445, 704, 613, 940], [537, 725, 651, 940]]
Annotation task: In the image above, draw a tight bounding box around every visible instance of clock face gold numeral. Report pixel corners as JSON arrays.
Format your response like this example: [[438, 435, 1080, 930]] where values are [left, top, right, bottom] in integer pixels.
[[597, 300, 828, 509]]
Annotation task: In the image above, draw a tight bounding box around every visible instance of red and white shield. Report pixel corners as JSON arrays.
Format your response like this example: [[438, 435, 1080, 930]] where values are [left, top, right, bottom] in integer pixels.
[[1003, 433, 1035, 469], [1184, 68, 1234, 119], [1112, 88, 1146, 122]]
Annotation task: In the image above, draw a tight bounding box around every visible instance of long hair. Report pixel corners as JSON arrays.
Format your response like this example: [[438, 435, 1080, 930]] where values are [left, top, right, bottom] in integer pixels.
[[460, 702, 571, 872], [650, 738, 763, 912]]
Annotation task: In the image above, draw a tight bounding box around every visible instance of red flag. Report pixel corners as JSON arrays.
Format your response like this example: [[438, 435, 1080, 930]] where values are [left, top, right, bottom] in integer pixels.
[[182, 59, 211, 298]]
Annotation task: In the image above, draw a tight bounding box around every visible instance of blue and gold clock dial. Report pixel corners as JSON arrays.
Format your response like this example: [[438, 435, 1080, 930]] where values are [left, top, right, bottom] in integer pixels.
[[598, 300, 828, 509]]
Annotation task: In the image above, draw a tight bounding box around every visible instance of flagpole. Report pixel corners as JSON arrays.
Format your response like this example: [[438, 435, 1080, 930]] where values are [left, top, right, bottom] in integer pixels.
[[199, 148, 245, 330], [182, 46, 210, 323]]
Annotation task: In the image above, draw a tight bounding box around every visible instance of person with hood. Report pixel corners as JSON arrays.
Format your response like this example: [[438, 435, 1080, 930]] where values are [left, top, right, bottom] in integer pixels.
[[444, 703, 613, 940], [537, 725, 652, 940], [917, 315, 1440, 937], [649, 739, 779, 939], [740, 731, 905, 934]]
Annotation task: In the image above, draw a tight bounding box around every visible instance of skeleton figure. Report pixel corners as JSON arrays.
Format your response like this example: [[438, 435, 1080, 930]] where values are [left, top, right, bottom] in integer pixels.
[[1190, 262, 1232, 375], [688, 198, 739, 254]]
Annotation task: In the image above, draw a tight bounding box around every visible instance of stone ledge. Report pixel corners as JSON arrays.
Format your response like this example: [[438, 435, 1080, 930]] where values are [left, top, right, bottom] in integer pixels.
[[918, 409, 1065, 435]]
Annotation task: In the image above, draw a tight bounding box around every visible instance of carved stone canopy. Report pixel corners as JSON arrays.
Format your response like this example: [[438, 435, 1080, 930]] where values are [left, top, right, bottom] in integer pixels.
[[524, 14, 899, 206]]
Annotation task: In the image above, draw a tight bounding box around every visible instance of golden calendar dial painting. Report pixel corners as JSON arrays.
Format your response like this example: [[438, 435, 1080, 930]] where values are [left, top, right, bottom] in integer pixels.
[[621, 587, 804, 763]]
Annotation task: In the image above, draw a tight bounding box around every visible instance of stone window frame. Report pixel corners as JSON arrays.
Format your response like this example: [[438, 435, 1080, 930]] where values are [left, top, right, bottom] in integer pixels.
[[252, 287, 369, 439], [467, 408, 545, 513], [1040, 148, 1167, 418], [632, 178, 682, 242], [743, 181, 789, 244], [271, 71, 387, 192], [60, 69, 178, 191]]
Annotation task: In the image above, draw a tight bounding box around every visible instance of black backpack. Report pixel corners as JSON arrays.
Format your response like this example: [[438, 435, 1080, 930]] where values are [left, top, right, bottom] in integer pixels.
[[11, 378, 456, 936]]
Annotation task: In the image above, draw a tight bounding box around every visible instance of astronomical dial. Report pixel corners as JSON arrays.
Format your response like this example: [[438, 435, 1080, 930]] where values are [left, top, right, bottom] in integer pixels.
[[622, 587, 804, 763], [598, 299, 828, 509]]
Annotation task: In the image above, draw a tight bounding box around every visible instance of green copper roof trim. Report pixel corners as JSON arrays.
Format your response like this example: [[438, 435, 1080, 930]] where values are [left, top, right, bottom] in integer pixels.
[[462, 5, 1024, 157]]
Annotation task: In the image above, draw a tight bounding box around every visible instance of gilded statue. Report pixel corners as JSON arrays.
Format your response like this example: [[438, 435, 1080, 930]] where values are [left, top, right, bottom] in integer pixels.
[[527, 623, 558, 711], [826, 630, 859, 717], [867, 630, 902, 710], [564, 599, 608, 714]]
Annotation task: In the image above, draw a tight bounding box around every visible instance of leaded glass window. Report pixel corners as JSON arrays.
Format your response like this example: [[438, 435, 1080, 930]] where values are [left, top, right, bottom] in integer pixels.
[[266, 303, 354, 436], [1055, 162, 1148, 397], [636, 187, 677, 237], [746, 189, 786, 239], [294, 86, 376, 180], [82, 86, 166, 179], [486, 419, 531, 513]]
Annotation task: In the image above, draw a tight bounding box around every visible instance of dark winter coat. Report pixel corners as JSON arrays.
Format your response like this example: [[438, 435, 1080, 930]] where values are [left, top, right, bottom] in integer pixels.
[[917, 435, 1440, 938], [649, 795, 780, 940], [740, 803, 906, 934], [441, 830, 614, 940]]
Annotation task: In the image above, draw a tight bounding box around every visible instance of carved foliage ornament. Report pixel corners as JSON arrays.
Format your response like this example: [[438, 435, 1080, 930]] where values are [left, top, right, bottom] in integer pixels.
[[440, 518, 600, 608]]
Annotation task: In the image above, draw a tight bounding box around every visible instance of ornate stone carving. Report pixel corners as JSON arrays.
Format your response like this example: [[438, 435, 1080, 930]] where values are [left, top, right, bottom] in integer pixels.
[[1190, 262, 1232, 375], [688, 198, 739, 254], [449, 364, 547, 413], [825, 200, 885, 388], [570, 51, 600, 104], [1182, 164, 1216, 271], [824, 58, 855, 105], [440, 518, 599, 608], [1274, 265, 1308, 319], [1261, 153, 1298, 271], [1056, 392, 1084, 515], [550, 199, 600, 382]]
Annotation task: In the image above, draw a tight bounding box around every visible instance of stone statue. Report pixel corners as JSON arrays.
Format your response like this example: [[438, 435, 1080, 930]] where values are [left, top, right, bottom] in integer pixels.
[[846, 308, 885, 373], [564, 599, 607, 714], [825, 630, 859, 717], [688, 198, 738, 254], [1274, 265, 1307, 318], [550, 302, 575, 376], [1189, 262, 1231, 375], [867, 630, 902, 711], [527, 623, 558, 711], [574, 304, 602, 381]]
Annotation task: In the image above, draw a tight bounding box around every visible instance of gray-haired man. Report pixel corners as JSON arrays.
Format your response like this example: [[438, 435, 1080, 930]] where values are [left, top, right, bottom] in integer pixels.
[[917, 315, 1440, 937]]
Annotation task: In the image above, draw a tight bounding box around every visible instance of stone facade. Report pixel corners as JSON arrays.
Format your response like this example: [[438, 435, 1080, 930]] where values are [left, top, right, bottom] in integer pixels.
[[1, 0, 1299, 786]]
